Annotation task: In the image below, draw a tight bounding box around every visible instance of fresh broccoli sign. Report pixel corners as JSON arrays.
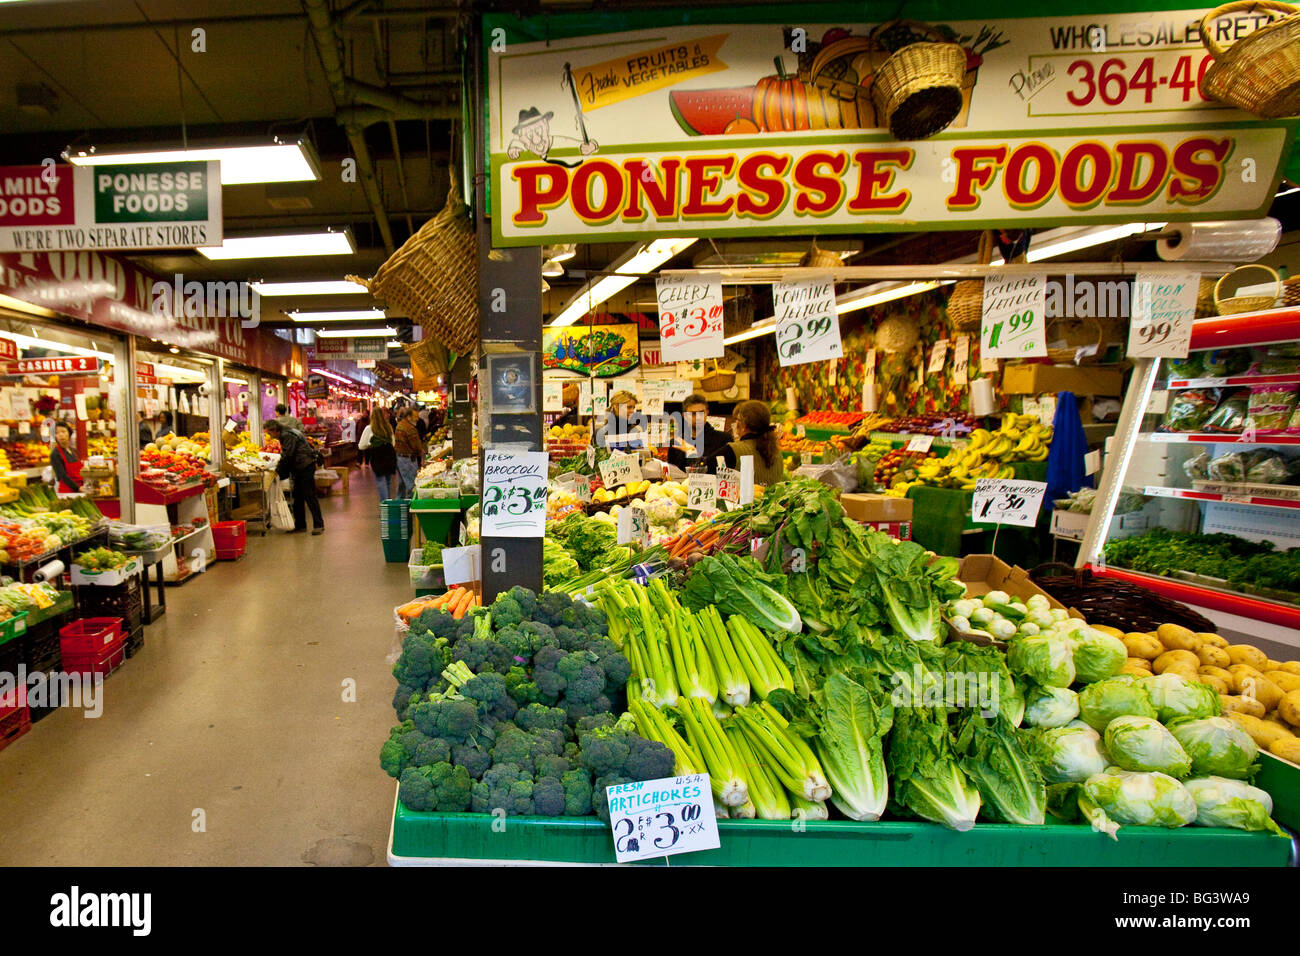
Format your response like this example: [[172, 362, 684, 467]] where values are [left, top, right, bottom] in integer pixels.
[[605, 773, 719, 863], [482, 450, 549, 537]]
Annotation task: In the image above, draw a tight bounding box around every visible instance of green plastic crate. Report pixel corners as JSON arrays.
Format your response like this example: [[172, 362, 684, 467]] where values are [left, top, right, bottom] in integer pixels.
[[388, 790, 1292, 867], [1256, 753, 1300, 833], [26, 592, 73, 629], [0, 610, 28, 643]]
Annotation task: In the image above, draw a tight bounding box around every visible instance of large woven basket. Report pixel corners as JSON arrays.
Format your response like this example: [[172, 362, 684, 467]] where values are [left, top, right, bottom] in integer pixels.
[[870, 37, 966, 140], [947, 231, 994, 332], [1200, 1, 1300, 118], [1046, 315, 1105, 365], [1214, 263, 1281, 314], [348, 168, 478, 356], [800, 238, 842, 270], [1029, 562, 1216, 634], [1282, 274, 1300, 307]]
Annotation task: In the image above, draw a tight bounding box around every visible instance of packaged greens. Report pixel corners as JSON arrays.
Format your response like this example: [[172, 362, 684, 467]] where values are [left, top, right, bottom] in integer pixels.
[[1199, 348, 1251, 377], [1164, 353, 1202, 380], [1288, 406, 1300, 437], [1202, 389, 1249, 433], [1244, 451, 1289, 484], [1161, 389, 1218, 432], [1183, 451, 1209, 481], [1246, 384, 1300, 434], [1207, 452, 1245, 482]]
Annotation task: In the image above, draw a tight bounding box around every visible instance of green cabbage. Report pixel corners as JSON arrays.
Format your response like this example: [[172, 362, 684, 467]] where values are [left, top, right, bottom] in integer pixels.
[[1167, 716, 1258, 779], [1103, 715, 1193, 778], [1082, 768, 1197, 828], [1183, 776, 1286, 836], [1077, 675, 1159, 732], [1024, 686, 1080, 729], [1071, 628, 1127, 684], [1137, 673, 1221, 723], [1007, 634, 1076, 688], [1023, 725, 1109, 783]]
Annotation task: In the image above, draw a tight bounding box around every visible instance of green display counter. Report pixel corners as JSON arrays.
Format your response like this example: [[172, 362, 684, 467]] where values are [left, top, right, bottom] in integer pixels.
[[906, 461, 1050, 559], [388, 791, 1292, 867], [410, 497, 460, 547], [1255, 754, 1300, 833]]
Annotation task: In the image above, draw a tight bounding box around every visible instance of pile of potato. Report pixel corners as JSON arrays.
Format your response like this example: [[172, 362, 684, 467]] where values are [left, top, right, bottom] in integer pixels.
[[1109, 622, 1300, 765]]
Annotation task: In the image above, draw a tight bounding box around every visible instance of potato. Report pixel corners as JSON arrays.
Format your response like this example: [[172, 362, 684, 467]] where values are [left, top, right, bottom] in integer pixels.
[[1278, 661, 1300, 676], [1219, 694, 1267, 718], [1228, 666, 1284, 709], [1280, 690, 1300, 728], [1269, 737, 1300, 765], [1197, 674, 1230, 695], [1227, 663, 1265, 685], [1263, 714, 1293, 732], [1195, 632, 1229, 649], [1154, 649, 1199, 674], [1195, 644, 1231, 668], [1265, 660, 1284, 671], [1199, 664, 1235, 685], [1091, 624, 1125, 639], [1122, 633, 1163, 661], [1165, 662, 1201, 682], [1157, 623, 1200, 651], [1120, 662, 1154, 678], [1265, 670, 1300, 694], [1226, 644, 1269, 669], [1125, 655, 1152, 669], [1227, 712, 1294, 749]]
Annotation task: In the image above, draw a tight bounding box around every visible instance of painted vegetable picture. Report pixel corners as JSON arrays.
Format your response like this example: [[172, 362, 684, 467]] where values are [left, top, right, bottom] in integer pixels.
[[542, 324, 641, 377]]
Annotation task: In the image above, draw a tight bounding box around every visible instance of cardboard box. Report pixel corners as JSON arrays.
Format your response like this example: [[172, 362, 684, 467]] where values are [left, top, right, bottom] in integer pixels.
[[839, 493, 913, 523], [1002, 363, 1126, 396], [1049, 509, 1147, 542], [948, 554, 1082, 648], [863, 520, 911, 540]]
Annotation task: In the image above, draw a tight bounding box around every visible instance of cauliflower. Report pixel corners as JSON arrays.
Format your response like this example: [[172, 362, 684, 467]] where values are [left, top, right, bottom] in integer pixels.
[[645, 497, 681, 528]]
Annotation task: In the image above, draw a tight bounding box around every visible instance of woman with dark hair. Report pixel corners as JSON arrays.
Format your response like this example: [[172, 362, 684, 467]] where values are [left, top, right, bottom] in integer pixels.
[[50, 421, 82, 492], [720, 400, 785, 486]]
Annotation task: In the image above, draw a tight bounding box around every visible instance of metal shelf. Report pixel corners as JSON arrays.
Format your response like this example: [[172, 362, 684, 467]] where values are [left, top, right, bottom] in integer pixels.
[[1142, 485, 1300, 511], [1165, 373, 1300, 390], [1145, 432, 1300, 446]]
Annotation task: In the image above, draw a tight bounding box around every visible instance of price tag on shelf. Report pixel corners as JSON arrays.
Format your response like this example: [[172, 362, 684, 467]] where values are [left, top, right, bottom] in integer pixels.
[[599, 451, 639, 489], [586, 444, 596, 469], [606, 774, 719, 864], [979, 354, 1000, 374], [1084, 449, 1102, 476], [442, 545, 482, 586], [981, 273, 1047, 359], [906, 435, 934, 453], [616, 505, 649, 547], [927, 339, 948, 374], [542, 380, 564, 412], [1128, 271, 1197, 359], [794, 424, 806, 438], [664, 379, 692, 403], [1222, 493, 1252, 504], [687, 472, 719, 511], [555, 471, 592, 503], [716, 465, 740, 504], [656, 272, 725, 362], [11, 391, 31, 420], [17, 421, 30, 436], [972, 478, 1048, 528], [641, 380, 666, 417], [1022, 396, 1057, 428], [480, 450, 548, 538], [952, 335, 970, 386], [774, 274, 841, 367]]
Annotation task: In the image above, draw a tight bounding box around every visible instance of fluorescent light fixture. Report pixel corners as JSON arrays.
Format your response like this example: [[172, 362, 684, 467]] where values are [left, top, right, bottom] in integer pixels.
[[4, 331, 113, 362], [291, 309, 386, 323], [837, 280, 947, 316], [64, 138, 321, 185], [223, 377, 249, 386], [199, 230, 354, 261], [386, 340, 402, 348], [722, 319, 778, 346], [314, 327, 396, 338], [541, 258, 565, 278], [1275, 184, 1299, 198], [1017, 222, 1165, 263], [308, 367, 353, 383], [549, 237, 696, 327], [251, 279, 367, 297]]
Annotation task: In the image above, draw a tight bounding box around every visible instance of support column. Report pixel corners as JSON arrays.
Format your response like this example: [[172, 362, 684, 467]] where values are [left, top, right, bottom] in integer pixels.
[[113, 336, 137, 523], [249, 373, 263, 446], [207, 358, 226, 473], [449, 354, 473, 458]]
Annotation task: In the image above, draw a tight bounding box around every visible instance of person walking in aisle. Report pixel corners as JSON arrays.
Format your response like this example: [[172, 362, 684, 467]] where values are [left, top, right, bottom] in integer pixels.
[[137, 411, 154, 448], [359, 407, 398, 499], [720, 400, 786, 486], [265, 420, 324, 535], [355, 411, 371, 468], [393, 406, 424, 498], [275, 403, 304, 434]]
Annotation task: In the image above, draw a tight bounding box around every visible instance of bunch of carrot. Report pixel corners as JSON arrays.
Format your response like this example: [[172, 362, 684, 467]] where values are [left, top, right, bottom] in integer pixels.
[[666, 521, 722, 561], [425, 585, 479, 619]]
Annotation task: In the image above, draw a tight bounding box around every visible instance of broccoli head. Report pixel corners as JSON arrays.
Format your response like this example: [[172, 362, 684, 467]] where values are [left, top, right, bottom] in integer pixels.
[[401, 730, 452, 768], [535, 754, 571, 779], [515, 703, 568, 733], [586, 638, 632, 691], [409, 697, 479, 744], [563, 661, 607, 705], [575, 713, 616, 735], [561, 769, 594, 817], [504, 586, 539, 619], [391, 683, 420, 720], [452, 638, 515, 675], [452, 743, 493, 780], [489, 595, 525, 630], [494, 626, 537, 663], [563, 694, 613, 724], [532, 776, 566, 817], [579, 725, 633, 777], [490, 725, 537, 774], [563, 741, 581, 765], [392, 634, 451, 689], [532, 645, 569, 703], [414, 607, 460, 641], [591, 774, 635, 822], [398, 766, 436, 811], [551, 625, 590, 653], [461, 672, 518, 724], [398, 762, 472, 813], [625, 734, 675, 781], [504, 667, 543, 706], [520, 620, 558, 650], [472, 763, 535, 815], [535, 590, 573, 628], [380, 734, 407, 778]]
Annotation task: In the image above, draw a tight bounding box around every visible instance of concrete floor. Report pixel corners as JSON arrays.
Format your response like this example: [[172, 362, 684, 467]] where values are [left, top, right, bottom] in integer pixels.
[[0, 470, 409, 866]]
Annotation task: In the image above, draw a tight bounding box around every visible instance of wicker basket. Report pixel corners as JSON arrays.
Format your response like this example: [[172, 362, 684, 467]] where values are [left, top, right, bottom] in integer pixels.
[[1029, 562, 1216, 634], [1046, 315, 1105, 365], [870, 40, 967, 140], [1200, 1, 1300, 118], [1195, 275, 1223, 317], [1282, 274, 1300, 307], [700, 360, 736, 391], [800, 238, 842, 270], [1214, 263, 1281, 315], [947, 231, 994, 332], [347, 168, 478, 357]]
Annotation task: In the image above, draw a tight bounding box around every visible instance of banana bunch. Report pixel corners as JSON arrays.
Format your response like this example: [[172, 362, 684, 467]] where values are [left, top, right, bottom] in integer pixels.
[[968, 415, 1053, 463], [912, 449, 1016, 491]]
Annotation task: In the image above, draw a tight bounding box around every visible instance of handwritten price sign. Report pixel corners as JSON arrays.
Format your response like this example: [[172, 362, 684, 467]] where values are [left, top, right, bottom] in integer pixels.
[[599, 451, 639, 489], [481, 450, 549, 537], [606, 774, 719, 863], [717, 465, 741, 504], [656, 272, 725, 362], [1128, 271, 1197, 359], [617, 505, 650, 548], [687, 473, 719, 511], [774, 274, 841, 367], [981, 273, 1047, 359], [971, 478, 1048, 529]]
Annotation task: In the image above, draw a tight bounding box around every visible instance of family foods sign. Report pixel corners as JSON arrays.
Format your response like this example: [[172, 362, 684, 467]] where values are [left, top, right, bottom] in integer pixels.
[[0, 161, 221, 252], [487, 7, 1295, 244]]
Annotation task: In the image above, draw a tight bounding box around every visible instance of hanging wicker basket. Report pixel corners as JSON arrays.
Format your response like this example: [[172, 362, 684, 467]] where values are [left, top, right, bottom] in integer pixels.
[[1214, 263, 1281, 315], [700, 360, 736, 392], [1046, 315, 1106, 365], [947, 231, 994, 332], [347, 168, 479, 357], [800, 238, 842, 270], [868, 22, 967, 140], [1199, 1, 1300, 118], [1281, 274, 1300, 307], [1195, 275, 1223, 317]]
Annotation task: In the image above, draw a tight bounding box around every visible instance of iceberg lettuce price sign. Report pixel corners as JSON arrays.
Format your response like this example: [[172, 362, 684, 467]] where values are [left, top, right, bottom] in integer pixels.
[[605, 774, 719, 863]]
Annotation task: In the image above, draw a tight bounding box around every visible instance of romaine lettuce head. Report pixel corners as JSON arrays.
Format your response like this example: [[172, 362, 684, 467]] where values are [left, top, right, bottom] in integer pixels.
[[1183, 776, 1285, 836], [1071, 628, 1127, 684], [1007, 634, 1076, 688], [1077, 675, 1159, 732], [1024, 685, 1080, 729], [1082, 768, 1197, 828], [1167, 716, 1258, 779], [1137, 673, 1221, 723], [1103, 715, 1194, 778], [1024, 725, 1109, 783]]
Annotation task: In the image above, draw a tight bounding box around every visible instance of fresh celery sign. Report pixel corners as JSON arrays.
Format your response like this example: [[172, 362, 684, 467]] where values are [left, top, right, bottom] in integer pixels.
[[605, 774, 719, 863]]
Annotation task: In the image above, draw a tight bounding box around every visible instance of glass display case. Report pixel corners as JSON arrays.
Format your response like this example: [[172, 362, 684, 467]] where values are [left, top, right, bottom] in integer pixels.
[[1080, 308, 1300, 638]]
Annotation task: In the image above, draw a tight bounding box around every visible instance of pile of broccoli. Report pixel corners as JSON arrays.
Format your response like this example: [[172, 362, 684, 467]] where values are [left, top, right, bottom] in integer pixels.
[[382, 586, 674, 820]]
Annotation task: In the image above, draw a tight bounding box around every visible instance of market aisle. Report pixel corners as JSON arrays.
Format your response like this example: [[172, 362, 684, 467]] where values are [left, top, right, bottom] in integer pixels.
[[0, 471, 408, 866]]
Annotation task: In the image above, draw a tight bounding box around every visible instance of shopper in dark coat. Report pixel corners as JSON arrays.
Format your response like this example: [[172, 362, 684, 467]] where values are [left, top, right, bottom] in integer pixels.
[[668, 393, 729, 473], [265, 420, 324, 535]]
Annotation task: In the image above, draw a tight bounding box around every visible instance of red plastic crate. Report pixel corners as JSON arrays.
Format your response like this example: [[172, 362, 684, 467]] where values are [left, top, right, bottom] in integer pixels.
[[0, 704, 31, 753], [212, 521, 246, 560], [58, 617, 124, 656], [61, 643, 126, 678]]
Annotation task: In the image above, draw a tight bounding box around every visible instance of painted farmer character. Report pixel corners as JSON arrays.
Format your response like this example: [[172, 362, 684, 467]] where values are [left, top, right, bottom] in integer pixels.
[[507, 107, 598, 166]]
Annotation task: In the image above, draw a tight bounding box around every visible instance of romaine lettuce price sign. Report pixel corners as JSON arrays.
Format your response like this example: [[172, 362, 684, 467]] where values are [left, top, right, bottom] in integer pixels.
[[1128, 271, 1197, 359], [972, 478, 1048, 528], [774, 274, 841, 367], [481, 450, 549, 537], [981, 273, 1047, 359], [606, 774, 719, 863], [599, 451, 639, 489], [687, 473, 718, 511], [655, 272, 724, 362]]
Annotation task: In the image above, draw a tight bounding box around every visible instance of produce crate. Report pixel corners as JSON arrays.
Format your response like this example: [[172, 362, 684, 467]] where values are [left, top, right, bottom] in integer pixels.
[[408, 548, 445, 590], [24, 658, 63, 723], [26, 590, 75, 629], [388, 796, 1292, 867], [61, 642, 126, 678], [0, 626, 20, 688], [70, 556, 142, 587], [0, 703, 31, 754], [123, 624, 145, 660], [58, 617, 124, 656], [20, 625, 60, 673], [211, 520, 247, 561]]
